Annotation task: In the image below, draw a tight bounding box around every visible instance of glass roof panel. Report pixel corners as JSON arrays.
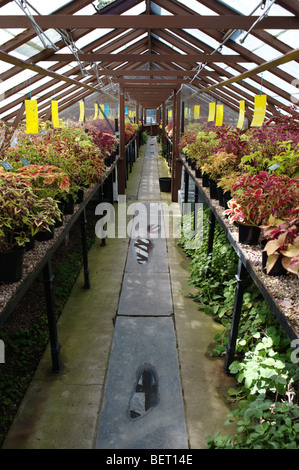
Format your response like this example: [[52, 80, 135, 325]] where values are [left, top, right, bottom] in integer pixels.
[[0, 0, 298, 122]]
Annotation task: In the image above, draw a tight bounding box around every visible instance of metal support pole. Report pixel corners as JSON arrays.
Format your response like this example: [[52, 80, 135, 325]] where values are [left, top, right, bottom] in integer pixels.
[[205, 209, 216, 278], [194, 185, 199, 230], [225, 259, 248, 374], [181, 101, 185, 135], [43, 261, 61, 373], [80, 208, 91, 289], [184, 167, 189, 204]]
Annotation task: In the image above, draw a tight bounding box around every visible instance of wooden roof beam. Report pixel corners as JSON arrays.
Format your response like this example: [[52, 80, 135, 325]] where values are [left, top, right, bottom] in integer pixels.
[[2, 15, 298, 29], [43, 53, 251, 63]]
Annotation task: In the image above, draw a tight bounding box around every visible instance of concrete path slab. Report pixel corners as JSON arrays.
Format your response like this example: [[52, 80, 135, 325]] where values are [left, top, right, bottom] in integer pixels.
[[117, 272, 173, 316], [95, 316, 188, 449], [125, 237, 168, 273]]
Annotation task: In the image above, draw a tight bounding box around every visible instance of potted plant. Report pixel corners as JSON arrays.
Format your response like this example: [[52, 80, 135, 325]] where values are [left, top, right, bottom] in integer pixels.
[[0, 174, 61, 282], [261, 209, 299, 277], [201, 151, 241, 202], [225, 172, 299, 245]]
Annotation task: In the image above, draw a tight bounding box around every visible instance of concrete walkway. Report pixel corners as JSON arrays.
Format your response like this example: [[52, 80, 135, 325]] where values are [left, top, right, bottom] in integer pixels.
[[2, 137, 235, 450]]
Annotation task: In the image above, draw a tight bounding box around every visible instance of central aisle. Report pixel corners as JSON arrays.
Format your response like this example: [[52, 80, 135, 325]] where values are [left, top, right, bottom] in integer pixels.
[[95, 137, 188, 449]]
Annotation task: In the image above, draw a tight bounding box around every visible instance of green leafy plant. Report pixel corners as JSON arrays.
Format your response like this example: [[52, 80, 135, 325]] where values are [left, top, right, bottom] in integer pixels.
[[0, 173, 61, 253], [261, 209, 299, 277], [206, 394, 299, 449], [225, 172, 299, 226]]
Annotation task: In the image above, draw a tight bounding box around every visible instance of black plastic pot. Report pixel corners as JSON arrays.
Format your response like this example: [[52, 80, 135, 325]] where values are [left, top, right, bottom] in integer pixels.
[[74, 189, 84, 204], [55, 201, 65, 228], [218, 188, 225, 207], [64, 194, 75, 214], [209, 179, 219, 200], [159, 177, 171, 192], [238, 224, 261, 246], [0, 247, 25, 283], [195, 168, 201, 178], [36, 224, 55, 242], [25, 235, 35, 252], [202, 173, 209, 187], [261, 239, 287, 276]]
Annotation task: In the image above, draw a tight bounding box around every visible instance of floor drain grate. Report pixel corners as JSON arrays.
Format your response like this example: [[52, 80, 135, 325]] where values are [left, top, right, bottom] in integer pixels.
[[129, 366, 159, 419], [133, 238, 153, 265]]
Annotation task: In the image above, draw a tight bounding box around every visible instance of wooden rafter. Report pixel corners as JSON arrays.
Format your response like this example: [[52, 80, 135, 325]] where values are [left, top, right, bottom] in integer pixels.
[[1, 15, 298, 29]]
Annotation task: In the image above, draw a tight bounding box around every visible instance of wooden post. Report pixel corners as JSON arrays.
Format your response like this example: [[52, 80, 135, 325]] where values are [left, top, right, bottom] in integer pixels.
[[118, 85, 126, 195], [171, 89, 182, 202], [162, 103, 166, 147], [136, 104, 139, 156]]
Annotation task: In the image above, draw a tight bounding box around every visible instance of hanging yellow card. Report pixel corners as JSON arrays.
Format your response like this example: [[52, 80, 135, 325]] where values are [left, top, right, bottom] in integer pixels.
[[251, 94, 267, 127], [185, 107, 189, 119], [25, 100, 39, 134], [215, 104, 223, 126], [93, 103, 98, 120], [194, 105, 200, 119], [168, 109, 173, 118], [237, 100, 245, 129], [98, 104, 105, 117], [51, 100, 60, 128], [79, 100, 85, 122], [208, 102, 216, 121]]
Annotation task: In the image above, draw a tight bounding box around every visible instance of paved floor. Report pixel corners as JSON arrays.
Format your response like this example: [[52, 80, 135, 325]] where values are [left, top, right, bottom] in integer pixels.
[[2, 137, 235, 450]]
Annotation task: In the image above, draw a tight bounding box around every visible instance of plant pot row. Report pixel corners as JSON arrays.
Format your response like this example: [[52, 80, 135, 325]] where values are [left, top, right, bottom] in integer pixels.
[[0, 189, 87, 285], [186, 158, 289, 278]]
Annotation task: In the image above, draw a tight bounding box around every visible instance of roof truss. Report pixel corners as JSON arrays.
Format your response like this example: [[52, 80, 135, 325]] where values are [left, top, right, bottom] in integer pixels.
[[0, 0, 298, 123]]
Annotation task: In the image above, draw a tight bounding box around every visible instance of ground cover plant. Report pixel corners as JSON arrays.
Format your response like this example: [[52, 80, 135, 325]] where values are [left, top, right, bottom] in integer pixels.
[[179, 208, 299, 449], [0, 202, 97, 447]]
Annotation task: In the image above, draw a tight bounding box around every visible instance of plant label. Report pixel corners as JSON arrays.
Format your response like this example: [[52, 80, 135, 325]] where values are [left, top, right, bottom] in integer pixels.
[[1, 161, 13, 171]]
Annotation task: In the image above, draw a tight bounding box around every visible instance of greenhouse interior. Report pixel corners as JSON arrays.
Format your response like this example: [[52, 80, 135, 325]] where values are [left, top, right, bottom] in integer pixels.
[[0, 0, 298, 452]]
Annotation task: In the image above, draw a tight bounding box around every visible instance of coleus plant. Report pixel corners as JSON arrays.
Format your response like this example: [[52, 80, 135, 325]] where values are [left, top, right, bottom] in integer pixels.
[[0, 173, 61, 253], [261, 209, 299, 277], [225, 172, 299, 226]]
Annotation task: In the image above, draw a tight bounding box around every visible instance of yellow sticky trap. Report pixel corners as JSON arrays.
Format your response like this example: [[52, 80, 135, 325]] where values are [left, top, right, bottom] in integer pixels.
[[79, 100, 85, 122], [51, 100, 60, 128], [93, 103, 98, 120], [185, 107, 189, 119], [25, 100, 39, 134], [194, 105, 200, 119], [251, 94, 267, 127], [168, 109, 173, 118], [98, 104, 104, 117], [215, 104, 223, 126], [237, 100, 245, 129], [208, 102, 216, 122], [129, 110, 132, 117]]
